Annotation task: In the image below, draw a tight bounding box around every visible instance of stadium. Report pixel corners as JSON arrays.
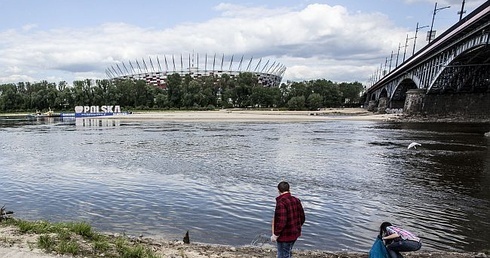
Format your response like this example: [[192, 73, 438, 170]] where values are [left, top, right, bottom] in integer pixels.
[[106, 53, 286, 88]]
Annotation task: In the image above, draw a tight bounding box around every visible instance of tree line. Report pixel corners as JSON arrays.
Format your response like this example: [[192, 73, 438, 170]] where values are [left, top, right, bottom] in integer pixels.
[[0, 72, 365, 112]]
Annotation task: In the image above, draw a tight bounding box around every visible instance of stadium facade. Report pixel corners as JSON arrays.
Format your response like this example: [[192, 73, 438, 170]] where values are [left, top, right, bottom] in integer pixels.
[[106, 53, 286, 88]]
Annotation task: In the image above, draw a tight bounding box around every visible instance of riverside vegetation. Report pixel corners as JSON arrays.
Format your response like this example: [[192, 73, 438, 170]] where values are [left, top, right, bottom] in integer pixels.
[[0, 74, 364, 113], [0, 218, 160, 257]]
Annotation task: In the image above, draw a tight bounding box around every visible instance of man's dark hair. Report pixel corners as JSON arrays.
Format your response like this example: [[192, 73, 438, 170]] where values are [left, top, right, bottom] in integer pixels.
[[379, 222, 393, 237], [277, 181, 290, 193]]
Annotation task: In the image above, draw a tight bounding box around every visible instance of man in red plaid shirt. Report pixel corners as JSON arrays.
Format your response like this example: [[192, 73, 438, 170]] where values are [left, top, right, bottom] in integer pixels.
[[271, 181, 306, 258]]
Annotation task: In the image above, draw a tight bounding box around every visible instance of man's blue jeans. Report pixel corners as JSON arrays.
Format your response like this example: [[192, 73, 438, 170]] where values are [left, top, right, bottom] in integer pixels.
[[277, 240, 296, 258], [386, 240, 421, 258]]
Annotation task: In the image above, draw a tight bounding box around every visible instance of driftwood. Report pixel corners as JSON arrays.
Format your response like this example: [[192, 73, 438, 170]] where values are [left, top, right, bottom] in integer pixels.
[[0, 205, 14, 222]]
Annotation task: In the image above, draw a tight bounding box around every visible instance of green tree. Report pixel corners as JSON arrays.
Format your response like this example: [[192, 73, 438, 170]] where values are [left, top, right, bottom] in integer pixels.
[[267, 87, 282, 108], [339, 82, 364, 105], [307, 93, 323, 110], [289, 82, 308, 98], [182, 80, 202, 108], [233, 73, 257, 107], [166, 73, 182, 108], [287, 96, 306, 110], [72, 80, 94, 106], [0, 84, 23, 111], [322, 83, 342, 107], [201, 76, 218, 107], [133, 80, 151, 108], [154, 92, 169, 108], [250, 86, 280, 108]]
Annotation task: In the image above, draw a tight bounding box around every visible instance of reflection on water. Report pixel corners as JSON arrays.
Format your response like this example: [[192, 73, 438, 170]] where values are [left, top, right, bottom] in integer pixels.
[[1, 117, 489, 252], [75, 118, 121, 127]]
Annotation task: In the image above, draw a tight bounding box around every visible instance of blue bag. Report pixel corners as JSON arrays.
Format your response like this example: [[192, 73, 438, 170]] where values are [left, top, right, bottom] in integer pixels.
[[369, 236, 389, 258]]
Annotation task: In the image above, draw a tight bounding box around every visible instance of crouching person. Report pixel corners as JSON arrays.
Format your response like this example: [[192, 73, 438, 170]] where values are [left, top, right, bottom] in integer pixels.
[[380, 222, 422, 258]]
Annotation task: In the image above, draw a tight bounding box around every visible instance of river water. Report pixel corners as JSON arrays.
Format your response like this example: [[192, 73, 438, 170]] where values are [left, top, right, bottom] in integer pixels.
[[1, 116, 489, 252]]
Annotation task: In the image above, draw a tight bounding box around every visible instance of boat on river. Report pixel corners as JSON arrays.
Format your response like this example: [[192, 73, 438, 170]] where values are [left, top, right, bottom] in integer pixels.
[[27, 109, 61, 118]]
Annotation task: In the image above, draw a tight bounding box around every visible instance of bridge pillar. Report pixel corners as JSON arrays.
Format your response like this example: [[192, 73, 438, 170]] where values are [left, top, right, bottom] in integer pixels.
[[367, 100, 377, 112], [404, 89, 426, 115], [377, 97, 388, 113]]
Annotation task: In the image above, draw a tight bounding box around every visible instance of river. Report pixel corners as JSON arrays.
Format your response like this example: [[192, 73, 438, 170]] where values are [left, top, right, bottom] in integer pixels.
[[1, 116, 489, 252]]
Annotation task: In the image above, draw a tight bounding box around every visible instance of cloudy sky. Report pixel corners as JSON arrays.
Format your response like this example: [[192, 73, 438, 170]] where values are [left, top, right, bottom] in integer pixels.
[[0, 0, 486, 86]]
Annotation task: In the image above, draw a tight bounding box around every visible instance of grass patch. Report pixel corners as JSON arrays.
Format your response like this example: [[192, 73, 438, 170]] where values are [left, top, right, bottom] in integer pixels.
[[38, 234, 56, 252], [114, 236, 160, 258], [1, 218, 160, 258], [57, 239, 80, 255]]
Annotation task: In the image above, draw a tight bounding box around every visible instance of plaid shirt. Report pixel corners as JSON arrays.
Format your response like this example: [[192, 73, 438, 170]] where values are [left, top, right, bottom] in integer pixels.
[[273, 192, 305, 242]]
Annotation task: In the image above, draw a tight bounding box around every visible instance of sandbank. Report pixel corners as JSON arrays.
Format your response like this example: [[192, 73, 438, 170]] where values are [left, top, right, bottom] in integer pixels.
[[0, 108, 400, 122], [104, 108, 399, 122]]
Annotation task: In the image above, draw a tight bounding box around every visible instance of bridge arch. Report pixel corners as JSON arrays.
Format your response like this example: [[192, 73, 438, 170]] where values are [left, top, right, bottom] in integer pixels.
[[428, 44, 490, 93], [380, 88, 388, 98], [390, 78, 418, 108]]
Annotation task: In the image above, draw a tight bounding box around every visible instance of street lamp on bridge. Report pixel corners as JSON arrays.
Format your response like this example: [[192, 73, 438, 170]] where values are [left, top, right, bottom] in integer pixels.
[[428, 2, 451, 43], [403, 34, 415, 62], [458, 0, 466, 21], [413, 22, 429, 55]]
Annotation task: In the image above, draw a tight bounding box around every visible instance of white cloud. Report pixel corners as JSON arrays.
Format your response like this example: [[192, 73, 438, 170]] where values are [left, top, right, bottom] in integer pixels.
[[0, 3, 414, 85], [22, 24, 38, 31]]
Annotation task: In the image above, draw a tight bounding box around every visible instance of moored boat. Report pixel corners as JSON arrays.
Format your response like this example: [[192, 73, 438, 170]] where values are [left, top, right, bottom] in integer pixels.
[[27, 109, 61, 118]]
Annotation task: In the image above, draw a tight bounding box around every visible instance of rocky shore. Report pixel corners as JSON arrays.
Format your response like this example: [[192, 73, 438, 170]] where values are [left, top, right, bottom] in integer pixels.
[[1, 225, 487, 258], [388, 112, 490, 123]]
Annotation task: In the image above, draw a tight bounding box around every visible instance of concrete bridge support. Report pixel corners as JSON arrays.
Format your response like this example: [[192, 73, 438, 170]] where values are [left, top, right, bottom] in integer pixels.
[[404, 89, 426, 115], [367, 100, 377, 112], [377, 97, 388, 113], [423, 93, 490, 118]]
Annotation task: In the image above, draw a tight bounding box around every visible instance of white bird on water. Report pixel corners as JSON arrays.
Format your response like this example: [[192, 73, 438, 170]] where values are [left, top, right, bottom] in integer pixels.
[[408, 142, 421, 149]]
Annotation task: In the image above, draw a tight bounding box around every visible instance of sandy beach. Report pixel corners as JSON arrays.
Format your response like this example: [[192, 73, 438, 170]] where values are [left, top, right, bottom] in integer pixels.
[[104, 108, 399, 122], [0, 108, 398, 123]]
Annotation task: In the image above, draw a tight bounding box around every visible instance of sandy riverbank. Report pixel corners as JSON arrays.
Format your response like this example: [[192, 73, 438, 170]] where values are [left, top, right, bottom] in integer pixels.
[[0, 108, 397, 122], [102, 108, 400, 122]]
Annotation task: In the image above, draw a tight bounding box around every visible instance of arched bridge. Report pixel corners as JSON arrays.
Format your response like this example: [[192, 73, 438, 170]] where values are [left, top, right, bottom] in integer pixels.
[[366, 1, 490, 115]]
